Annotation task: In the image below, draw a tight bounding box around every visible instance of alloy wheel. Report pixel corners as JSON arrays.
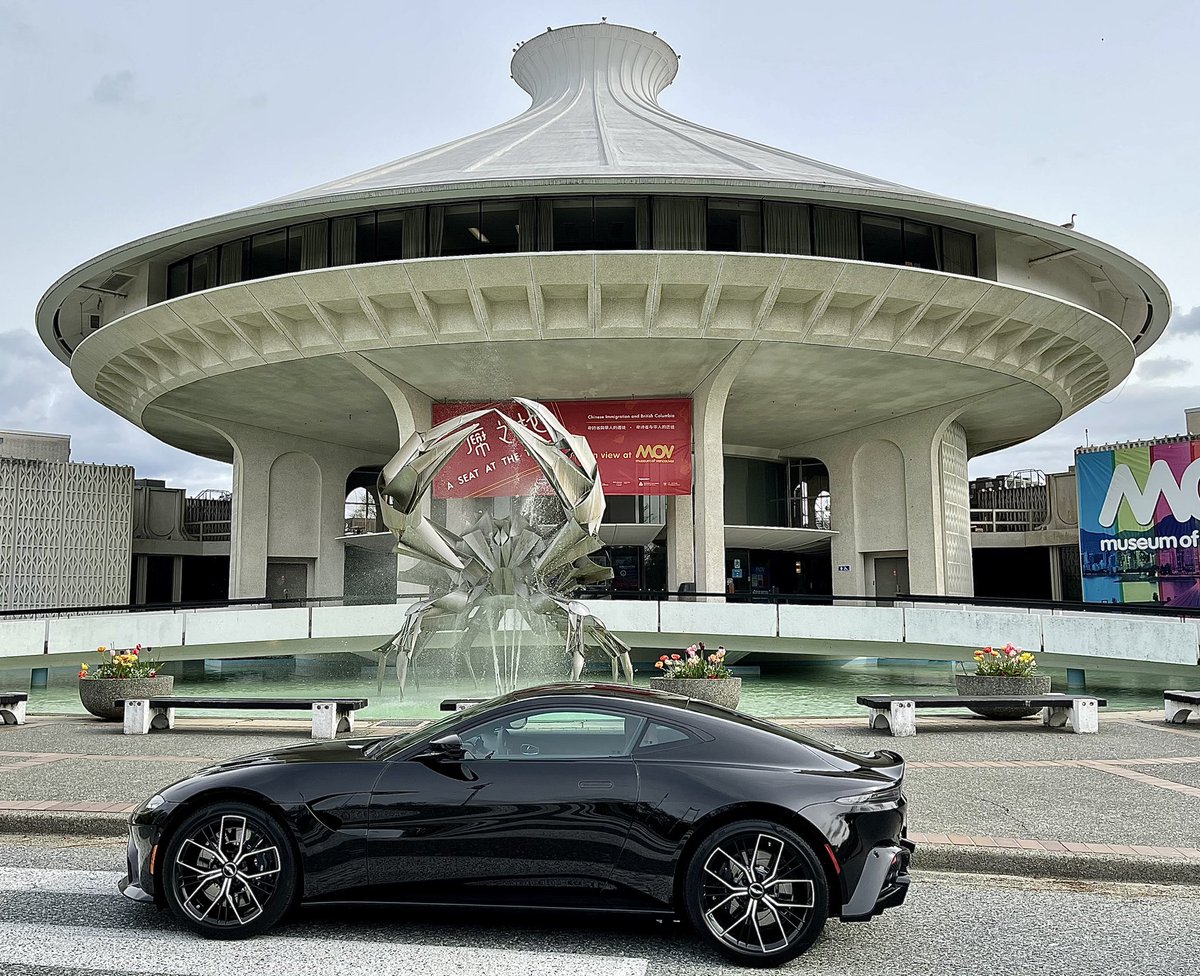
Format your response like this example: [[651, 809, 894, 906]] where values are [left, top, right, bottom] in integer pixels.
[[698, 831, 816, 956], [171, 813, 283, 928]]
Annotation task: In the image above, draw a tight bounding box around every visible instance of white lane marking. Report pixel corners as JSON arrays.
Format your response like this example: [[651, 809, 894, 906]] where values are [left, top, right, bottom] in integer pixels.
[[0, 922, 650, 976], [0, 868, 123, 895]]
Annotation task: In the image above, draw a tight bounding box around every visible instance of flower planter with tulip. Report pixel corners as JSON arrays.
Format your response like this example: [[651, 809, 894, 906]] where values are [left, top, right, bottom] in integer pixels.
[[78, 644, 173, 721], [955, 643, 1050, 718], [649, 642, 741, 709]]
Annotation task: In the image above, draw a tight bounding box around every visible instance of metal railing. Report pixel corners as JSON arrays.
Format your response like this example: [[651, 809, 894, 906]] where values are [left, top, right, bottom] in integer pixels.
[[183, 519, 232, 542], [970, 508, 1048, 533], [5, 588, 1200, 621]]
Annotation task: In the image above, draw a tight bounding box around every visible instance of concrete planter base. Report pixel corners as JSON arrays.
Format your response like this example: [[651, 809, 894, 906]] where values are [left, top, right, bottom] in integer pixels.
[[650, 676, 741, 709], [79, 676, 175, 721], [954, 673, 1051, 718]]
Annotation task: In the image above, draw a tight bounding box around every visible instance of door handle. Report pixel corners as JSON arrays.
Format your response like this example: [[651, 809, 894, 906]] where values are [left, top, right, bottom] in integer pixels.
[[578, 780, 613, 791], [521, 743, 539, 756]]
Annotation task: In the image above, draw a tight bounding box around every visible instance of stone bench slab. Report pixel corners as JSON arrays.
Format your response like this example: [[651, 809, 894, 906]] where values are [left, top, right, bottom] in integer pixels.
[[117, 697, 368, 740], [857, 694, 1105, 737], [1164, 690, 1200, 724]]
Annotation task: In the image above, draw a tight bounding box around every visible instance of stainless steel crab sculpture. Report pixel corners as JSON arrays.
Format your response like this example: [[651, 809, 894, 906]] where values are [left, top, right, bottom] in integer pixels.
[[373, 398, 634, 698]]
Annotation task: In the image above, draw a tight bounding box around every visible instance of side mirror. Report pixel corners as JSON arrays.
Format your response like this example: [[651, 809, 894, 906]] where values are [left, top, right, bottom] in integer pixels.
[[419, 733, 466, 762]]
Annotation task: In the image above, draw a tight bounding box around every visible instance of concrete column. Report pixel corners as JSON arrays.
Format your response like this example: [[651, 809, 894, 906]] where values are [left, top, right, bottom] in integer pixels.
[[666, 493, 694, 591], [788, 402, 977, 598], [691, 344, 758, 595], [1049, 546, 1064, 601]]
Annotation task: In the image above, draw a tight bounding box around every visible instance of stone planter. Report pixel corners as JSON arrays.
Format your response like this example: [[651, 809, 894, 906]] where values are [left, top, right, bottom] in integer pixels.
[[954, 673, 1051, 719], [650, 676, 741, 709], [79, 676, 174, 721]]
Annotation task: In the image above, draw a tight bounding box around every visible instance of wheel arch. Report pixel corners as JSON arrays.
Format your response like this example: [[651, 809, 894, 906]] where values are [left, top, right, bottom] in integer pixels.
[[156, 787, 304, 908], [672, 802, 843, 914]]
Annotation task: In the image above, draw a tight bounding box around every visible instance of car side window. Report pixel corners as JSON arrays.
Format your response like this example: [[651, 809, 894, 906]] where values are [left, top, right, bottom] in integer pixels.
[[635, 721, 693, 755], [459, 708, 645, 760]]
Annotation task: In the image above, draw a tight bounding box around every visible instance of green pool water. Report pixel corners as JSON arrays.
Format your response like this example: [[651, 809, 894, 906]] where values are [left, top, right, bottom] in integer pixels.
[[6, 652, 1170, 721]]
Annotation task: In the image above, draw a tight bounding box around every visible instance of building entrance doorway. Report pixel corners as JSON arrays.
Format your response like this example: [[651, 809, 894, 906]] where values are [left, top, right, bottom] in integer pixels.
[[873, 557, 910, 598], [267, 561, 309, 601]]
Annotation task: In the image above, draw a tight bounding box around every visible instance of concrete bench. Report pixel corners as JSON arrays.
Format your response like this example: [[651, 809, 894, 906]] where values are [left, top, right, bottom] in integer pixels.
[[1164, 690, 1200, 725], [856, 694, 1107, 737], [0, 692, 28, 725], [117, 697, 368, 740]]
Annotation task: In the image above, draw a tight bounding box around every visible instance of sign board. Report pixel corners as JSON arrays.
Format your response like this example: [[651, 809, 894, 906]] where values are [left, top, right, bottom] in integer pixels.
[[836, 565, 851, 573], [1076, 438, 1200, 607], [432, 399, 692, 498]]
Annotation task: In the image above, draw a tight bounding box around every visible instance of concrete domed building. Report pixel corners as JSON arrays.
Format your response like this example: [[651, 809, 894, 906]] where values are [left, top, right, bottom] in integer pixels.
[[38, 22, 1171, 604]]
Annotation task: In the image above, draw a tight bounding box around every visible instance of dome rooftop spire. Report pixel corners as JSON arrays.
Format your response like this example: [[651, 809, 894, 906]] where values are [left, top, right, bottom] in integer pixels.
[[510, 23, 679, 108]]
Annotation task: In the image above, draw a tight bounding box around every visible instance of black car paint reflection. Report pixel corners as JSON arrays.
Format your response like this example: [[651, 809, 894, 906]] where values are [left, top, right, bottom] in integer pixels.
[[125, 683, 910, 921]]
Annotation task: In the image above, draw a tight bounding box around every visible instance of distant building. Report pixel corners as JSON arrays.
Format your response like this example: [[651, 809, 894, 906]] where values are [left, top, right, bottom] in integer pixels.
[[971, 406, 1200, 606], [0, 430, 132, 610]]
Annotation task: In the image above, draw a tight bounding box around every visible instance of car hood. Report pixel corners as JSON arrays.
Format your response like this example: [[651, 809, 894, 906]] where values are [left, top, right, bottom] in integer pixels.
[[199, 737, 381, 772]]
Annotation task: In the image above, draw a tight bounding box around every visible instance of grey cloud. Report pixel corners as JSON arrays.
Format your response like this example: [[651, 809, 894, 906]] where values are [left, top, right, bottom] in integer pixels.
[[1169, 305, 1200, 337], [1135, 356, 1192, 381], [91, 70, 142, 108], [0, 328, 231, 491]]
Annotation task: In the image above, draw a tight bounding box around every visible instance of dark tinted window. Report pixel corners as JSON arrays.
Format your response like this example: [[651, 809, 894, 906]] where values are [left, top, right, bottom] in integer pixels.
[[551, 199, 593, 249], [707, 199, 762, 252], [813, 207, 860, 259], [459, 708, 645, 760], [594, 198, 639, 249], [861, 215, 904, 265], [636, 721, 691, 753], [249, 230, 287, 279], [190, 250, 216, 291], [377, 211, 407, 261], [903, 221, 938, 269], [480, 202, 520, 252], [167, 260, 189, 299]]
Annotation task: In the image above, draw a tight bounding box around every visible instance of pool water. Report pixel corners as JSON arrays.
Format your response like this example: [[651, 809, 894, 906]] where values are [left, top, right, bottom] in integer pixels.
[[7, 653, 1169, 721]]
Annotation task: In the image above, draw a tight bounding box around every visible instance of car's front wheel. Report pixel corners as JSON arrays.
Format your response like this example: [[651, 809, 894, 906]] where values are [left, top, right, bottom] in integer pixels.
[[684, 819, 829, 967], [162, 801, 296, 939]]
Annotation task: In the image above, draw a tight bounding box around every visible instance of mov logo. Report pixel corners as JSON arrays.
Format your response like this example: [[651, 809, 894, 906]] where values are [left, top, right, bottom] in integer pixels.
[[635, 444, 676, 461], [1099, 458, 1200, 527]]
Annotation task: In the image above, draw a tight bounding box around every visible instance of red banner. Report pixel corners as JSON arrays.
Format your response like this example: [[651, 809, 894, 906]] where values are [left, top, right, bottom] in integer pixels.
[[431, 399, 692, 498]]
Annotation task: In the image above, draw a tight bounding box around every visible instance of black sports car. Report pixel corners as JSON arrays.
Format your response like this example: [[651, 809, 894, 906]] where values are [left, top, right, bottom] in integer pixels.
[[122, 683, 912, 966]]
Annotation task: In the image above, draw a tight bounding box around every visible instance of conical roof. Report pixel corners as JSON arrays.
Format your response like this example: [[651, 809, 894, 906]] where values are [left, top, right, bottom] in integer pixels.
[[272, 22, 925, 204]]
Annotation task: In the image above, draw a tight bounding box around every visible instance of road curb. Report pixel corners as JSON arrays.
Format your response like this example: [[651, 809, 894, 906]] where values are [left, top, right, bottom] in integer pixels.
[[0, 810, 129, 839], [914, 842, 1200, 886]]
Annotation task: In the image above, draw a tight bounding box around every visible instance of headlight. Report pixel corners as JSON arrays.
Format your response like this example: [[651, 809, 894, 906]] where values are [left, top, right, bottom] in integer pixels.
[[145, 794, 166, 811]]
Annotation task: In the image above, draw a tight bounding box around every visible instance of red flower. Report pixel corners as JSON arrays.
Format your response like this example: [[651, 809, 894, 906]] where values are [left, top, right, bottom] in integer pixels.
[[670, 654, 681, 661]]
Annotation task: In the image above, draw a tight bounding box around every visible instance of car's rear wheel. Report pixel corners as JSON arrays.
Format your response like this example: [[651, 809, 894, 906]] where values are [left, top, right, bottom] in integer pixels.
[[162, 801, 296, 939], [684, 819, 829, 967]]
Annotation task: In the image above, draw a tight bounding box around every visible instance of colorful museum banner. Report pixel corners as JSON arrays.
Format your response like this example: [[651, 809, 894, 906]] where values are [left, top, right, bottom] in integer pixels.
[[431, 398, 692, 498], [1076, 438, 1200, 607]]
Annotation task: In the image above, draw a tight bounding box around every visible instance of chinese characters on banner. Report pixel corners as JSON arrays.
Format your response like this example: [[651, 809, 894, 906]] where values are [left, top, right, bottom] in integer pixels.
[[431, 399, 692, 498]]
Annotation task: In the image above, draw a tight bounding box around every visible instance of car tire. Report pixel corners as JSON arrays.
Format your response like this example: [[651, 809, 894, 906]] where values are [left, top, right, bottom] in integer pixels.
[[683, 818, 829, 968], [161, 800, 297, 939]]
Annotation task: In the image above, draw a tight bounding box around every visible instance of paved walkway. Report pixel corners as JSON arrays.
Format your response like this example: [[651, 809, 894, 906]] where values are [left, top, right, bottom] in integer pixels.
[[2, 709, 1199, 878]]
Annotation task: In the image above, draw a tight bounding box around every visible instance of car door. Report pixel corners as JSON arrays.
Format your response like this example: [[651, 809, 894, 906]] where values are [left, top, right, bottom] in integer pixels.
[[368, 704, 644, 906]]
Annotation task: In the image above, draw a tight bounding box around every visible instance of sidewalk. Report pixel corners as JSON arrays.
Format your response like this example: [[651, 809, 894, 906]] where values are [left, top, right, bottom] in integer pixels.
[[2, 709, 1199, 883]]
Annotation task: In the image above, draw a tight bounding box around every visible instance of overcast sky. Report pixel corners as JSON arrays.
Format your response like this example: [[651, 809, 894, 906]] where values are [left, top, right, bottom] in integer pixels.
[[2, 0, 1197, 490]]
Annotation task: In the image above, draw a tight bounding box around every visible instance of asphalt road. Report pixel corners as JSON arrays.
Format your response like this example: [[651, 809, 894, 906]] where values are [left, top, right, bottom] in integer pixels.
[[1, 836, 1195, 975]]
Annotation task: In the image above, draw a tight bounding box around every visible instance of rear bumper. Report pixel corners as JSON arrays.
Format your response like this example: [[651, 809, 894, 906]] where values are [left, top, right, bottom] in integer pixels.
[[839, 839, 913, 921]]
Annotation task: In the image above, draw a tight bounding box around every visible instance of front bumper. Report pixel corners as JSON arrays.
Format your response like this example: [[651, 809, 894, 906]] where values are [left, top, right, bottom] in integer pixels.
[[839, 838, 914, 921], [120, 818, 161, 905]]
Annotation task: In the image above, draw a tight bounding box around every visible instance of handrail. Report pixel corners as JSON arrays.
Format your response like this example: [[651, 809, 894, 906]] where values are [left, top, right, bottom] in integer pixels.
[[3, 589, 1199, 621]]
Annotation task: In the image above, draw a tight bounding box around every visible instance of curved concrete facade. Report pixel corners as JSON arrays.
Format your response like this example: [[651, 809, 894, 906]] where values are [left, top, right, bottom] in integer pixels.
[[37, 22, 1172, 603]]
